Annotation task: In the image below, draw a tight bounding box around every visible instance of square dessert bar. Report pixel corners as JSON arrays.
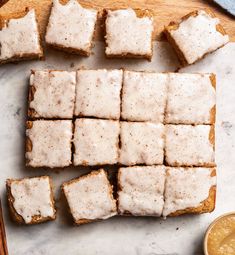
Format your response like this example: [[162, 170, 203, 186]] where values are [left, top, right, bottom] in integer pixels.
[[165, 73, 216, 124], [105, 9, 154, 60], [45, 0, 97, 56], [62, 169, 117, 225], [26, 120, 73, 168], [119, 122, 164, 166], [0, 9, 43, 64], [121, 71, 168, 122], [165, 10, 229, 65], [165, 125, 215, 167], [28, 70, 76, 119], [6, 176, 56, 224], [75, 69, 123, 120], [163, 167, 216, 217], [73, 119, 120, 166], [118, 166, 166, 216]]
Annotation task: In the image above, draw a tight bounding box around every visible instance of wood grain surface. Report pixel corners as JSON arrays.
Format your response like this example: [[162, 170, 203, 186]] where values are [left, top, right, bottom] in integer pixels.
[[0, 0, 234, 41], [0, 200, 8, 255]]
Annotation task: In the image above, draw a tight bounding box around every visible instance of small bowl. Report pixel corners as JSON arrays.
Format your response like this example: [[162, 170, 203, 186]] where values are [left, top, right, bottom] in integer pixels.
[[204, 212, 235, 255]]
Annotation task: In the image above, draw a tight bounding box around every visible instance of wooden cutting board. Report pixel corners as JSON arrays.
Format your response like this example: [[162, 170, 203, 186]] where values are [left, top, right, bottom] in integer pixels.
[[0, 0, 234, 41]]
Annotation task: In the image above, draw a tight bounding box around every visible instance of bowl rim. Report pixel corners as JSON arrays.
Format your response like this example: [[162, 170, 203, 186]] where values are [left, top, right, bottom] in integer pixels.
[[204, 211, 235, 255]]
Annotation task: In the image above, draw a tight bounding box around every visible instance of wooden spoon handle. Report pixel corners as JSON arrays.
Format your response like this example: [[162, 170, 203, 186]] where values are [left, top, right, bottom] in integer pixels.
[[0, 199, 8, 255]]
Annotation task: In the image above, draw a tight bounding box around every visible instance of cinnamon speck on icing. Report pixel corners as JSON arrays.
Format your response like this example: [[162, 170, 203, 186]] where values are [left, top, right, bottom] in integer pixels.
[[63, 169, 117, 221], [46, 0, 97, 53], [29, 70, 76, 118], [119, 122, 164, 165], [118, 166, 166, 216], [168, 10, 229, 64], [165, 125, 215, 166], [26, 120, 73, 168], [105, 9, 153, 56], [163, 167, 216, 216], [122, 71, 168, 122], [75, 69, 122, 119], [10, 176, 55, 223], [165, 73, 216, 124], [0, 9, 42, 61], [73, 119, 120, 166]]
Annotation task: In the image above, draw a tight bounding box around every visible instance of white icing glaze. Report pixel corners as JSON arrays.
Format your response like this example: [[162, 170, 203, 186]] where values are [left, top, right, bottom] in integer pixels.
[[119, 122, 164, 165], [30, 70, 76, 118], [166, 73, 216, 124], [105, 9, 153, 56], [163, 167, 216, 217], [165, 125, 215, 166], [122, 71, 168, 122], [45, 0, 97, 52], [10, 177, 55, 223], [26, 120, 72, 168], [75, 69, 122, 119], [0, 9, 42, 61], [169, 10, 229, 64], [63, 169, 117, 221], [73, 119, 120, 166], [118, 166, 166, 216]]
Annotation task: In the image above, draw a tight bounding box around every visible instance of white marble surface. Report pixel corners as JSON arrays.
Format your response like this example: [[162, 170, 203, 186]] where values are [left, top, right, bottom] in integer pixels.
[[0, 41, 235, 255]]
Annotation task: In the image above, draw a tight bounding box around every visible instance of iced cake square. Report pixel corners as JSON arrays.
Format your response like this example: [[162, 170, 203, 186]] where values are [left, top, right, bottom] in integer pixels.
[[165, 10, 229, 65], [0, 9, 43, 64], [73, 119, 120, 166], [165, 73, 216, 124], [163, 167, 216, 217], [118, 166, 166, 216], [26, 120, 73, 168], [121, 71, 167, 122], [165, 125, 215, 167], [75, 69, 122, 119], [6, 176, 56, 224], [105, 9, 153, 60], [45, 0, 98, 56], [28, 70, 76, 119], [119, 122, 164, 165], [62, 169, 117, 225]]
